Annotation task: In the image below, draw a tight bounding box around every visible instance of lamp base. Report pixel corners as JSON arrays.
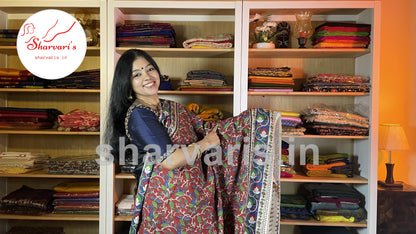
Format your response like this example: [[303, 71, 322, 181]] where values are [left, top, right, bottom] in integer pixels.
[[378, 180, 403, 189]]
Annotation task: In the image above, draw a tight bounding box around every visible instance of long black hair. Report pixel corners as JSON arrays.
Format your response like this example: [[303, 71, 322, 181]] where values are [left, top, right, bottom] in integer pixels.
[[105, 49, 161, 164]]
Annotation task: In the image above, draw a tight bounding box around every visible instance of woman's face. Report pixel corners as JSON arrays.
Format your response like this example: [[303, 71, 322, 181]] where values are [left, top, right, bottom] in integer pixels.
[[131, 56, 160, 99]]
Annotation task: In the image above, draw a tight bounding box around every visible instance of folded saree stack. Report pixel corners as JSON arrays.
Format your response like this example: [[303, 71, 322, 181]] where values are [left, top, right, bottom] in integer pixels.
[[179, 70, 232, 91], [0, 107, 62, 130], [0, 185, 55, 215], [279, 110, 305, 136], [0, 152, 50, 174], [57, 109, 100, 132], [0, 68, 45, 88], [116, 194, 135, 216], [281, 140, 296, 178], [302, 104, 369, 136], [304, 183, 367, 223], [280, 194, 312, 220], [46, 69, 100, 89], [302, 153, 354, 178], [46, 155, 100, 175], [116, 23, 176, 48], [183, 33, 234, 49], [52, 181, 100, 215], [0, 29, 18, 46], [248, 67, 294, 92], [311, 22, 371, 48], [303, 74, 371, 92]]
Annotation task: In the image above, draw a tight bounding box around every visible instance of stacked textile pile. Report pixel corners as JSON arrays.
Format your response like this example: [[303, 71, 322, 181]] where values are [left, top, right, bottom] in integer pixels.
[[304, 183, 367, 223], [0, 68, 45, 88], [46, 155, 100, 175], [0, 107, 62, 130], [116, 194, 135, 216], [311, 22, 371, 48], [302, 153, 354, 178], [303, 74, 370, 92], [281, 194, 312, 220], [116, 23, 176, 48], [0, 29, 18, 46], [302, 104, 369, 136], [47, 69, 100, 89], [0, 185, 55, 215], [52, 181, 100, 215], [248, 67, 294, 92], [180, 70, 232, 91], [186, 103, 224, 121], [281, 140, 296, 178], [57, 109, 100, 132], [183, 33, 234, 49], [0, 152, 50, 174], [280, 110, 305, 136]]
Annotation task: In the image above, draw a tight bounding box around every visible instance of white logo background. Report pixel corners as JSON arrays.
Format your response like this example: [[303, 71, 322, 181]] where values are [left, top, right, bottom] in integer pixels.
[[16, 9, 87, 80]]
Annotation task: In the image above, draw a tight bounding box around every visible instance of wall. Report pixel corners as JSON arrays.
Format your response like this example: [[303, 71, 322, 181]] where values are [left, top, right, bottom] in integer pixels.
[[378, 0, 416, 186]]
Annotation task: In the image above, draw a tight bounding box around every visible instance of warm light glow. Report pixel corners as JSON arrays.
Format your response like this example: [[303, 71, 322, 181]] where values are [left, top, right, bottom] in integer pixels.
[[379, 124, 410, 151]]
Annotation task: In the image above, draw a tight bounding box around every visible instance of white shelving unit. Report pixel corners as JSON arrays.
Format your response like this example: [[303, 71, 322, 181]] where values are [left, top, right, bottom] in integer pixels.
[[240, 1, 380, 234], [0, 1, 106, 234], [104, 1, 242, 233]]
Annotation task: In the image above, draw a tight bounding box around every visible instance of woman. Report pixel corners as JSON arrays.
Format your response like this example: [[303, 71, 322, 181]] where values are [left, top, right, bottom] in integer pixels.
[[106, 49, 281, 233]]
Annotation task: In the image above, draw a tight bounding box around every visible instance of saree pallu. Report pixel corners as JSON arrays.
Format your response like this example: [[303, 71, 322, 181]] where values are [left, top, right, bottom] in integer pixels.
[[129, 100, 281, 233]]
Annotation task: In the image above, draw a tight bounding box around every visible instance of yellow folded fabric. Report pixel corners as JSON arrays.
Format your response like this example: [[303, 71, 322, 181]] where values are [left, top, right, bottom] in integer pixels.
[[315, 215, 355, 223], [54, 181, 100, 192], [0, 166, 42, 174]]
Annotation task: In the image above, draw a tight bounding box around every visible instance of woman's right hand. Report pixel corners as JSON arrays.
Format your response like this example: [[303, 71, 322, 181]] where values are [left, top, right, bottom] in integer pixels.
[[199, 125, 220, 151]]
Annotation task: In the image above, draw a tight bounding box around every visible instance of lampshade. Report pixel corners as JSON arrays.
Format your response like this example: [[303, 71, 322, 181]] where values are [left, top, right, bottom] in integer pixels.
[[379, 124, 409, 151]]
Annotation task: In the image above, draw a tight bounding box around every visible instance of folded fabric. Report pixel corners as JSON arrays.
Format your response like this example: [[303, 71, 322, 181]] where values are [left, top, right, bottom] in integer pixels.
[[0, 185, 55, 215], [314, 22, 371, 32], [183, 34, 234, 49], [312, 42, 369, 48], [314, 214, 355, 222], [53, 181, 100, 193], [57, 109, 99, 132], [304, 162, 346, 171]]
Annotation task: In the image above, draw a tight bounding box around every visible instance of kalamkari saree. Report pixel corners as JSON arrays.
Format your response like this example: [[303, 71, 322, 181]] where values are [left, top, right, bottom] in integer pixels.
[[127, 99, 281, 233]]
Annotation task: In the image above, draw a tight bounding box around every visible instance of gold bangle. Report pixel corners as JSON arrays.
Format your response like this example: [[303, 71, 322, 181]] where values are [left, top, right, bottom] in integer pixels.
[[189, 143, 202, 159]]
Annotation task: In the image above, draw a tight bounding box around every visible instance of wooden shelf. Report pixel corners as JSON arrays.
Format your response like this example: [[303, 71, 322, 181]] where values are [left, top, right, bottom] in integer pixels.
[[116, 47, 234, 58], [248, 91, 369, 96], [282, 134, 368, 139], [0, 46, 100, 56], [0, 170, 99, 179], [281, 219, 367, 227], [115, 215, 133, 222], [0, 129, 100, 135], [249, 48, 371, 58], [158, 90, 233, 95], [0, 88, 99, 93], [0, 213, 99, 221], [282, 174, 368, 184], [115, 173, 135, 180]]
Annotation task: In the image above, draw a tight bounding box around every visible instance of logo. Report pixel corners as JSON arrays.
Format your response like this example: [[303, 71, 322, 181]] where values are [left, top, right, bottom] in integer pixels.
[[16, 9, 87, 80]]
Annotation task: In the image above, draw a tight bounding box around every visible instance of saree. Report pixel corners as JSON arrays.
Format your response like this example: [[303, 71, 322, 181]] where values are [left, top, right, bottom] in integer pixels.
[[127, 99, 281, 233]]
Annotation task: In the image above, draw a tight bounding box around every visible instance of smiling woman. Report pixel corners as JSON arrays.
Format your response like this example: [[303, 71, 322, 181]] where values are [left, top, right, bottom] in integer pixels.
[[105, 49, 281, 233]]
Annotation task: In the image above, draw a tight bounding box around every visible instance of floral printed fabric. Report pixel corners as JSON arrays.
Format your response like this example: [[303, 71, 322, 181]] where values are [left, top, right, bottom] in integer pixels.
[[128, 99, 281, 233]]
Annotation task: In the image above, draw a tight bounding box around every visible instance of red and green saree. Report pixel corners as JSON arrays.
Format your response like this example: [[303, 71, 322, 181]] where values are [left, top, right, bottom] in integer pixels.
[[126, 99, 281, 233]]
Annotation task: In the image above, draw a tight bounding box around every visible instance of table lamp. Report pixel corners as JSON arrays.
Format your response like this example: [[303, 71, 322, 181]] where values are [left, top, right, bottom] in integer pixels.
[[378, 124, 409, 188]]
